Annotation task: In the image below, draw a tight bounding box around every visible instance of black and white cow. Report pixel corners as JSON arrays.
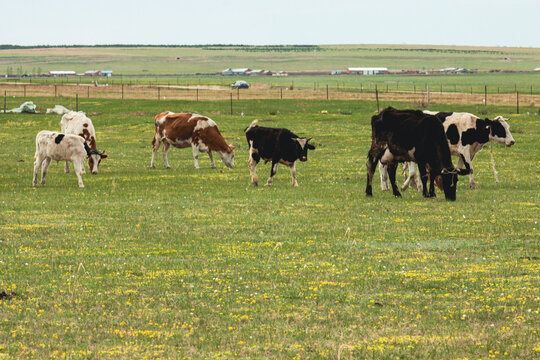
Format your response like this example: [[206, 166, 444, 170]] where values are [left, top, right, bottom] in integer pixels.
[[380, 111, 515, 191], [33, 130, 91, 188], [366, 107, 469, 201], [245, 120, 315, 187]]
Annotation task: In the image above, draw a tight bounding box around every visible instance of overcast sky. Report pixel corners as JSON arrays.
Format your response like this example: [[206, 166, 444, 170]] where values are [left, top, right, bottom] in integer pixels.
[[1, 0, 539, 47]]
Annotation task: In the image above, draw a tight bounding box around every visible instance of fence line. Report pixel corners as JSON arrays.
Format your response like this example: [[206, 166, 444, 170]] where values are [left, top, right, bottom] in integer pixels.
[[0, 83, 538, 109]]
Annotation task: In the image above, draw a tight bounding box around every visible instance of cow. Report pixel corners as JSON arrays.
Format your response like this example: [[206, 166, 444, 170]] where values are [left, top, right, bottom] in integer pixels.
[[245, 120, 315, 187], [366, 107, 469, 201], [33, 131, 91, 188], [60, 111, 107, 174], [150, 112, 235, 169], [380, 111, 515, 191]]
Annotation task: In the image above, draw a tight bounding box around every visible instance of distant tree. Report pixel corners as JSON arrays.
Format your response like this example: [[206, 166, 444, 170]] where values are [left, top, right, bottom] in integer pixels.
[[6, 66, 13, 75], [37, 67, 42, 75]]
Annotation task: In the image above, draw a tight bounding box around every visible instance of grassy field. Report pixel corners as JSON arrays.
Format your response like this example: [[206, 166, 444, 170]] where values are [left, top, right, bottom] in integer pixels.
[[0, 96, 538, 359], [2, 45, 540, 75]]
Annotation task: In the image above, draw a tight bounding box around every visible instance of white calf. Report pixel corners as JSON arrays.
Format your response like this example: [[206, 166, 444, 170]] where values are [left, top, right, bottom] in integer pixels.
[[33, 131, 90, 188]]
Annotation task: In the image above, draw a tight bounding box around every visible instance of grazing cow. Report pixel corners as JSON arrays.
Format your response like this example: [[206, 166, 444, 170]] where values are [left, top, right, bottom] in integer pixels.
[[33, 131, 91, 188], [60, 111, 107, 174], [150, 112, 235, 169], [380, 111, 515, 191], [245, 120, 315, 187], [366, 107, 469, 201]]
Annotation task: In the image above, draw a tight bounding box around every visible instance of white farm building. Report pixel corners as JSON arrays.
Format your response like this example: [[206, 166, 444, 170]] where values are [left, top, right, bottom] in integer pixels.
[[348, 67, 388, 75]]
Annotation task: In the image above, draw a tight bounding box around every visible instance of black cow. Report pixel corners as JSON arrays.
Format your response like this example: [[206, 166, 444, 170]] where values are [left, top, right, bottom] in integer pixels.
[[366, 107, 469, 201], [245, 120, 315, 187]]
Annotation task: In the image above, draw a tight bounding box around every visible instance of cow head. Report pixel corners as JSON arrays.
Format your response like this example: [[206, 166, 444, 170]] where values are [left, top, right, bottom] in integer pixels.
[[218, 145, 235, 168], [88, 149, 108, 174], [293, 138, 315, 162], [440, 167, 470, 201], [487, 116, 515, 147]]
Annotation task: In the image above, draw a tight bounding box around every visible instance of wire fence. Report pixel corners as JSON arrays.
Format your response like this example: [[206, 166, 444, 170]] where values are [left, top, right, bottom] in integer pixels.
[[0, 82, 537, 113]]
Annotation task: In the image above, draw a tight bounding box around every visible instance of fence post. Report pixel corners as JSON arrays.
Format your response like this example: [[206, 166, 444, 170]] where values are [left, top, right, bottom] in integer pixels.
[[426, 85, 430, 105], [55, 85, 57, 98], [3, 91, 6, 113], [280, 87, 283, 99], [87, 86, 90, 98], [516, 91, 519, 114], [122, 84, 124, 99], [230, 93, 233, 115], [375, 85, 380, 113], [484, 85, 487, 106], [76, 93, 79, 112], [158, 87, 160, 100], [196, 88, 199, 102], [237, 88, 239, 100], [24, 85, 26, 97], [326, 84, 329, 100]]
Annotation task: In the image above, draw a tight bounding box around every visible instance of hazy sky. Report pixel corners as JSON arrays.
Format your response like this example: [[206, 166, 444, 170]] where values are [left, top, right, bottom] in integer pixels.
[[1, 0, 539, 47]]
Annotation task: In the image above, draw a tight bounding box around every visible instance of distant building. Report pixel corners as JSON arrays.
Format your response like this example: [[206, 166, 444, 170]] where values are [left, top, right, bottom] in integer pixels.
[[222, 68, 251, 76], [534, 67, 540, 72], [101, 70, 113, 77], [84, 70, 101, 76], [348, 67, 388, 75], [49, 70, 76, 76], [331, 70, 342, 75], [247, 69, 272, 76]]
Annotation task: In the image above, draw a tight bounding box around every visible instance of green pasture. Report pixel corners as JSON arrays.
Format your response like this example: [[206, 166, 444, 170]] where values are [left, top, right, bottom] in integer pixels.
[[2, 44, 539, 75], [0, 97, 538, 359]]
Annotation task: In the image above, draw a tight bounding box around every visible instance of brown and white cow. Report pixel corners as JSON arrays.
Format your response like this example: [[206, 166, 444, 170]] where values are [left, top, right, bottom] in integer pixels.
[[150, 112, 235, 169], [33, 131, 91, 188], [60, 111, 107, 174]]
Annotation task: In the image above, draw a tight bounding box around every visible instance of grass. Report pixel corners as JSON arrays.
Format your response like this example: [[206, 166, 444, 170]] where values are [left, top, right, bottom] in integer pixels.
[[0, 97, 539, 359], [1, 44, 539, 75]]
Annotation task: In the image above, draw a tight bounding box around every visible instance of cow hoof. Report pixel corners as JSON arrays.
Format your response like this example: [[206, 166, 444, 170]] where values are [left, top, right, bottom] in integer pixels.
[[165, 166, 171, 169], [150, 165, 155, 169], [252, 181, 258, 186], [32, 182, 37, 187], [470, 184, 478, 190], [293, 183, 298, 187], [79, 185, 85, 188]]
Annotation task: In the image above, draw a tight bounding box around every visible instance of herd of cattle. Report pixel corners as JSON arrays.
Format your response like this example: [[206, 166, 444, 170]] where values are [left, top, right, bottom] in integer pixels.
[[32, 107, 515, 201]]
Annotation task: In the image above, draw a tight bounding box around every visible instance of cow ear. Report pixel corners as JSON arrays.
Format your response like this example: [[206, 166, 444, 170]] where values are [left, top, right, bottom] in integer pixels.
[[100, 153, 108, 159], [307, 144, 315, 150], [456, 168, 470, 176], [229, 144, 235, 151]]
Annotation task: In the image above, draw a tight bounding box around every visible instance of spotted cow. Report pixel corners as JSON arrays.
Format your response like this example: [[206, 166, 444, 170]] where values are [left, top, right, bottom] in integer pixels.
[[380, 111, 515, 191], [150, 112, 235, 169], [245, 120, 315, 187], [367, 107, 469, 201], [60, 111, 107, 174], [33, 131, 91, 188]]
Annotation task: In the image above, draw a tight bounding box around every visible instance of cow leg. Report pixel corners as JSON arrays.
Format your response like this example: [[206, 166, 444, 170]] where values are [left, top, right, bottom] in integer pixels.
[[460, 154, 476, 189], [64, 160, 69, 173], [379, 162, 389, 191], [266, 162, 278, 186], [150, 136, 161, 168], [162, 142, 171, 169], [33, 156, 44, 187], [191, 144, 200, 169], [401, 162, 411, 191], [72, 160, 85, 188], [428, 168, 437, 198], [366, 150, 379, 197], [290, 162, 298, 187], [387, 162, 401, 197], [208, 150, 216, 169], [248, 143, 260, 186], [40, 158, 52, 186], [417, 163, 430, 198]]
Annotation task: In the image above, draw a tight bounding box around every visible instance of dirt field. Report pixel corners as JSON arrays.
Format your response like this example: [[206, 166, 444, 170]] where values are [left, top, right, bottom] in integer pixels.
[[0, 82, 536, 107]]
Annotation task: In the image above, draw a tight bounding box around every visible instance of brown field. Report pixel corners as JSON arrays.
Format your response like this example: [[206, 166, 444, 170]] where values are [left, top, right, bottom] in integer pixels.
[[0, 82, 536, 107]]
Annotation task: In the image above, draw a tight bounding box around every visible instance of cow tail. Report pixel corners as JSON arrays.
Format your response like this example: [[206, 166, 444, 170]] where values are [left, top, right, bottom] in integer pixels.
[[245, 119, 259, 133]]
